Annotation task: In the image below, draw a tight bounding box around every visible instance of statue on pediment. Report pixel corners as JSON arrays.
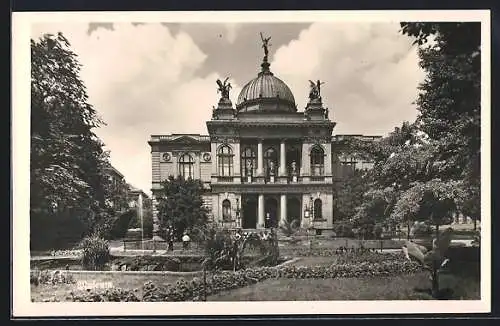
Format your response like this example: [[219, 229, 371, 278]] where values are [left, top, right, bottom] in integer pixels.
[[308, 79, 325, 100], [216, 77, 232, 99]]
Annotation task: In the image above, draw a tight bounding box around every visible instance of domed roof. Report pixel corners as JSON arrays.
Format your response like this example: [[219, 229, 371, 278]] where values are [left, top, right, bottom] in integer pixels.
[[236, 61, 296, 113]]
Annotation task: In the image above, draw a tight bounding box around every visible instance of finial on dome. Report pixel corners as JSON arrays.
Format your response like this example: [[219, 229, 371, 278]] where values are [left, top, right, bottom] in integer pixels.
[[260, 32, 272, 73]]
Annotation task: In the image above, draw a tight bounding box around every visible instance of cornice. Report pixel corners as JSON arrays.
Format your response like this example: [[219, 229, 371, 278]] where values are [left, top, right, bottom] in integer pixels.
[[210, 183, 334, 194]]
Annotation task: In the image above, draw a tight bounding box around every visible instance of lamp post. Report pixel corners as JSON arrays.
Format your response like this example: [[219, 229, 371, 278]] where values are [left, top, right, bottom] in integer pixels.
[[236, 198, 241, 229], [304, 205, 311, 252]]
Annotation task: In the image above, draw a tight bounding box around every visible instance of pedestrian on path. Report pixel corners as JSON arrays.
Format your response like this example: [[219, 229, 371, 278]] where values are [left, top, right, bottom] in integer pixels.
[[182, 231, 191, 250]]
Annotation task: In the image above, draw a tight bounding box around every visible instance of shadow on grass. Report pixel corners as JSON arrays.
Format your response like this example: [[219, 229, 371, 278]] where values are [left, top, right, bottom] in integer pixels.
[[413, 287, 454, 300]]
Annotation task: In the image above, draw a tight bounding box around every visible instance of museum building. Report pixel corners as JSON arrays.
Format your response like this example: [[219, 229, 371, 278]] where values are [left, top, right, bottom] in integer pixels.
[[149, 38, 380, 232]]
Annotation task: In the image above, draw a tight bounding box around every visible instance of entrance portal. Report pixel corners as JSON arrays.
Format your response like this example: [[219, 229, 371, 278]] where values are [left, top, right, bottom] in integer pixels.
[[242, 195, 257, 229], [265, 197, 279, 228], [287, 197, 302, 225]]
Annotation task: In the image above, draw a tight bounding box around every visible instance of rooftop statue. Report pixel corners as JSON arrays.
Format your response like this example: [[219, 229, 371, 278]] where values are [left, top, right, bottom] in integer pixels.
[[216, 77, 232, 99], [260, 32, 272, 59], [308, 79, 325, 100]]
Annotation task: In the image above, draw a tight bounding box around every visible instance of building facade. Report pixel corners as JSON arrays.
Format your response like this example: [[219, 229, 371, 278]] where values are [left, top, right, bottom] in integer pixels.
[[149, 40, 380, 231]]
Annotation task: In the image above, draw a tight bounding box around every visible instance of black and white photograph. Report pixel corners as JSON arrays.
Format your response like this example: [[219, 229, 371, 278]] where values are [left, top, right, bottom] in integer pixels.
[[12, 10, 490, 316]]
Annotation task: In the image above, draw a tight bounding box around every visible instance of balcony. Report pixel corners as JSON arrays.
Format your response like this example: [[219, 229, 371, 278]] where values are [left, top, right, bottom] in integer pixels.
[[310, 176, 325, 182], [217, 176, 234, 183]]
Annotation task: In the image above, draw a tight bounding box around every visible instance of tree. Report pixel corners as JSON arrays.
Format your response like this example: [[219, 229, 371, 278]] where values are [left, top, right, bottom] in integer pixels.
[[359, 23, 481, 237], [30, 32, 108, 249], [392, 179, 465, 234], [156, 175, 209, 238], [334, 169, 370, 222], [400, 22, 481, 227]]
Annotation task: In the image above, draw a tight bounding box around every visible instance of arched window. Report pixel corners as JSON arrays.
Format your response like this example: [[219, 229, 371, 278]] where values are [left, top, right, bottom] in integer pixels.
[[222, 199, 231, 221], [179, 153, 194, 179], [264, 147, 278, 177], [218, 145, 233, 177], [310, 146, 325, 176], [241, 147, 256, 177], [313, 198, 323, 220]]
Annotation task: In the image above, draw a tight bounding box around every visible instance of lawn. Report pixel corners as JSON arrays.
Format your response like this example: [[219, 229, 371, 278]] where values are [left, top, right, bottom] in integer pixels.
[[207, 271, 480, 301], [206, 256, 480, 301]]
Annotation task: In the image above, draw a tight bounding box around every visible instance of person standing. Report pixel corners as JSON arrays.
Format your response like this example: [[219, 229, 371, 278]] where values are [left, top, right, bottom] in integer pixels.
[[167, 227, 174, 252], [182, 231, 191, 250]]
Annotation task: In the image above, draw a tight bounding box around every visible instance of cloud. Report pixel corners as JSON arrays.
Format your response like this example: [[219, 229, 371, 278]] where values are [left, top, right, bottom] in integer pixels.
[[224, 23, 241, 44], [31, 23, 241, 195], [271, 23, 425, 136]]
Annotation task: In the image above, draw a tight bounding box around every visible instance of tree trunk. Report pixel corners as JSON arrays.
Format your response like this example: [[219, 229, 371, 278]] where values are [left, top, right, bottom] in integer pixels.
[[473, 218, 477, 231]]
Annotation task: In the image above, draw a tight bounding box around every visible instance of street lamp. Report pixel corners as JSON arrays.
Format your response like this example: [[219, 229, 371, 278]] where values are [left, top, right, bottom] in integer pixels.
[[304, 205, 311, 252], [236, 198, 241, 228]]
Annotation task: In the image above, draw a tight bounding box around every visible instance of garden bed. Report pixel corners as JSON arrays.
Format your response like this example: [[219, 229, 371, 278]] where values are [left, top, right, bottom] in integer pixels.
[[31, 254, 290, 272], [35, 252, 422, 302]]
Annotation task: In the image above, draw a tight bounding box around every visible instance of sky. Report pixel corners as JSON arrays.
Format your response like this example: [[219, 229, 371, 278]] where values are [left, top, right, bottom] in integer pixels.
[[31, 22, 426, 195]]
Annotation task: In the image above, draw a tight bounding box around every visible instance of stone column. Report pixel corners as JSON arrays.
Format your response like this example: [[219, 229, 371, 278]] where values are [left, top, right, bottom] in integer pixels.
[[257, 139, 264, 176], [279, 140, 286, 176], [280, 194, 287, 225], [258, 194, 265, 228]]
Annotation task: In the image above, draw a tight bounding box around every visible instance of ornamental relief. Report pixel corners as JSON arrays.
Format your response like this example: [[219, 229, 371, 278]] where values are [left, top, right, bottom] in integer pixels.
[[211, 136, 238, 143], [303, 136, 331, 143], [171, 150, 201, 158], [211, 184, 334, 194]]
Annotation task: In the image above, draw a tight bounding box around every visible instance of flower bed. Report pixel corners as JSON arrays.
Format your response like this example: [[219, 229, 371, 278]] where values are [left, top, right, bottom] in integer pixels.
[[68, 258, 422, 302], [30, 269, 76, 286], [50, 249, 83, 257], [281, 247, 384, 257], [31, 254, 287, 272]]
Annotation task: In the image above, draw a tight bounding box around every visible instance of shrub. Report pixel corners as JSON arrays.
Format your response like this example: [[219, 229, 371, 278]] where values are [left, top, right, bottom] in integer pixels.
[[279, 219, 300, 237], [79, 235, 110, 270], [30, 269, 76, 286], [68, 288, 140, 302], [357, 223, 375, 239], [333, 223, 355, 238], [50, 249, 82, 257], [373, 224, 383, 240], [109, 210, 135, 239], [410, 222, 433, 238]]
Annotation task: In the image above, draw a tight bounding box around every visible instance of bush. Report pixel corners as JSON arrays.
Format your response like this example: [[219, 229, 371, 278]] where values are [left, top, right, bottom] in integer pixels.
[[79, 235, 110, 270], [68, 288, 140, 302], [357, 223, 375, 239], [333, 223, 355, 238], [110, 255, 183, 271], [109, 210, 135, 239], [30, 269, 75, 286], [410, 222, 433, 238], [373, 224, 383, 240], [50, 249, 82, 257]]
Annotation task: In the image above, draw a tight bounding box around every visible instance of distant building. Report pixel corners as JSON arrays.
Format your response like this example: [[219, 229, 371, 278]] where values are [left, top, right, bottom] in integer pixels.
[[103, 163, 149, 212], [149, 38, 380, 232], [127, 185, 150, 209]]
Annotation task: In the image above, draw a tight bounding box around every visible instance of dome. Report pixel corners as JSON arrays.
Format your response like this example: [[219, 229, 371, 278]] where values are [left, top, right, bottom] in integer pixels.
[[236, 69, 296, 113]]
